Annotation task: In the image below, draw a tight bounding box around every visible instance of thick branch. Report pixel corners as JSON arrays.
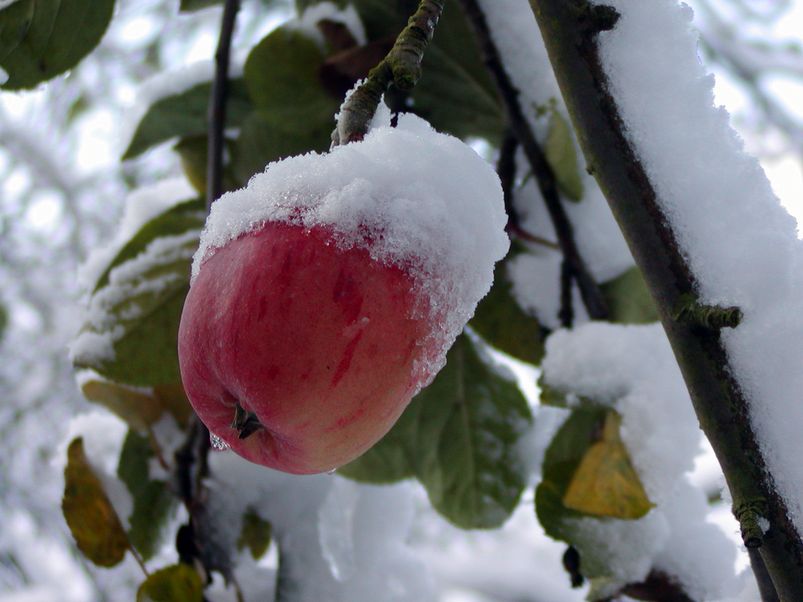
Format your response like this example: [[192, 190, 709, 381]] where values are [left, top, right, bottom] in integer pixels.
[[528, 1, 803, 598], [458, 0, 609, 321], [206, 0, 241, 211]]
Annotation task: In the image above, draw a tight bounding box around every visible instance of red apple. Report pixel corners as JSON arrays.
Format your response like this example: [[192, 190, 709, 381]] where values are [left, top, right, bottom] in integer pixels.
[[178, 221, 441, 474]]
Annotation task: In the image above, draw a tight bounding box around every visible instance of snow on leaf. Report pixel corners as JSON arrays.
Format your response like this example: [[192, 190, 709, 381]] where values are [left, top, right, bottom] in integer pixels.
[[600, 266, 659, 325], [123, 79, 252, 160], [72, 199, 204, 388]]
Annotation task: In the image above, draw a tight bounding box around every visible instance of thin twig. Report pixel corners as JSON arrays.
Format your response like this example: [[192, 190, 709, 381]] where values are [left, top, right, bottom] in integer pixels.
[[497, 129, 561, 249], [206, 0, 241, 211], [496, 129, 519, 221], [458, 0, 609, 321], [559, 259, 574, 327], [507, 223, 560, 250], [127, 540, 150, 578]]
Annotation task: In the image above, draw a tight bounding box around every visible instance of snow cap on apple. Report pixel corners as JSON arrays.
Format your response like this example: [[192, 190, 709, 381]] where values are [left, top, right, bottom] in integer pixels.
[[179, 112, 509, 474]]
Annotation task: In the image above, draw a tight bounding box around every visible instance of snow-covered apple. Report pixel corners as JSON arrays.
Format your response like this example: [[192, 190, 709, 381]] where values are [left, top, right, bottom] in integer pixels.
[[178, 112, 509, 474]]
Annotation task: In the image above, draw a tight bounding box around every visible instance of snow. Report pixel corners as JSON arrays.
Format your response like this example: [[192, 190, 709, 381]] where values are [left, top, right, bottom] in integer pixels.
[[0, 65, 7, 85], [78, 177, 197, 290], [0, 513, 93, 602], [194, 113, 509, 380], [476, 0, 560, 138], [596, 0, 803, 536], [541, 323, 738, 598], [296, 1, 367, 47], [206, 452, 433, 602], [0, 0, 20, 10], [508, 249, 589, 330]]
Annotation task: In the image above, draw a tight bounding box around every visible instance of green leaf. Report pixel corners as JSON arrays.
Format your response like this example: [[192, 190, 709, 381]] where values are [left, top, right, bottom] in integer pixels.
[[137, 564, 204, 602], [80, 378, 191, 430], [179, 0, 220, 11], [244, 26, 338, 129], [118, 430, 177, 561], [0, 0, 115, 90], [337, 404, 417, 483], [413, 0, 504, 141], [470, 261, 544, 365], [295, 0, 503, 140], [123, 79, 251, 159], [0, 299, 7, 342], [229, 26, 338, 182], [237, 509, 272, 560], [600, 266, 659, 324], [544, 108, 584, 201], [230, 111, 331, 185], [413, 335, 532, 529], [62, 438, 129, 567], [341, 334, 532, 529], [173, 136, 239, 196], [73, 199, 204, 388]]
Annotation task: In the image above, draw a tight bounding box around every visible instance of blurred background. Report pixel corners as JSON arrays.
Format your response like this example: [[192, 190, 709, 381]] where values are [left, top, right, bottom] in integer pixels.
[[0, 0, 801, 600]]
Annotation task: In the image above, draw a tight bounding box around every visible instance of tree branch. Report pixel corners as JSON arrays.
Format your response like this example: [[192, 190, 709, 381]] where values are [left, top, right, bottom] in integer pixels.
[[528, 1, 801, 598], [458, 0, 609, 321], [206, 0, 241, 211], [332, 0, 445, 146]]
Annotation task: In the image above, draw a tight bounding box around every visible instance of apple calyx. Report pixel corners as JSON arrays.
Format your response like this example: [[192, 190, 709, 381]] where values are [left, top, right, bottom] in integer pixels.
[[231, 402, 264, 440]]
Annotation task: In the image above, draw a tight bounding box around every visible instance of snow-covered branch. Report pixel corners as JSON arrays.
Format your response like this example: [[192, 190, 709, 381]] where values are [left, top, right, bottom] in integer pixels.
[[529, 0, 803, 597]]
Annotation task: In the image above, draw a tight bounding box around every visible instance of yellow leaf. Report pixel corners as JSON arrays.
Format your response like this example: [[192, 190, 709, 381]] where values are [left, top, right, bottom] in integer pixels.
[[62, 438, 129, 567], [562, 412, 653, 519], [137, 564, 203, 602], [81, 378, 191, 430]]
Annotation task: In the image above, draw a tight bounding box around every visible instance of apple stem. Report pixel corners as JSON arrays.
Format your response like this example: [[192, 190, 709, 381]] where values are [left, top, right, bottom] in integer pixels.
[[332, 0, 445, 146], [206, 0, 241, 211], [231, 401, 265, 439]]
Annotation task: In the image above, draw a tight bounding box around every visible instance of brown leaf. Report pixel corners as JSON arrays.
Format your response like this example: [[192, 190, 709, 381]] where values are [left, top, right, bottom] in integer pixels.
[[317, 19, 358, 53], [320, 38, 395, 98]]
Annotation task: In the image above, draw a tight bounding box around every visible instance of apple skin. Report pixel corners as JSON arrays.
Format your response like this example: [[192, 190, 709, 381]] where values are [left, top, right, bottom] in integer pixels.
[[178, 221, 439, 474]]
